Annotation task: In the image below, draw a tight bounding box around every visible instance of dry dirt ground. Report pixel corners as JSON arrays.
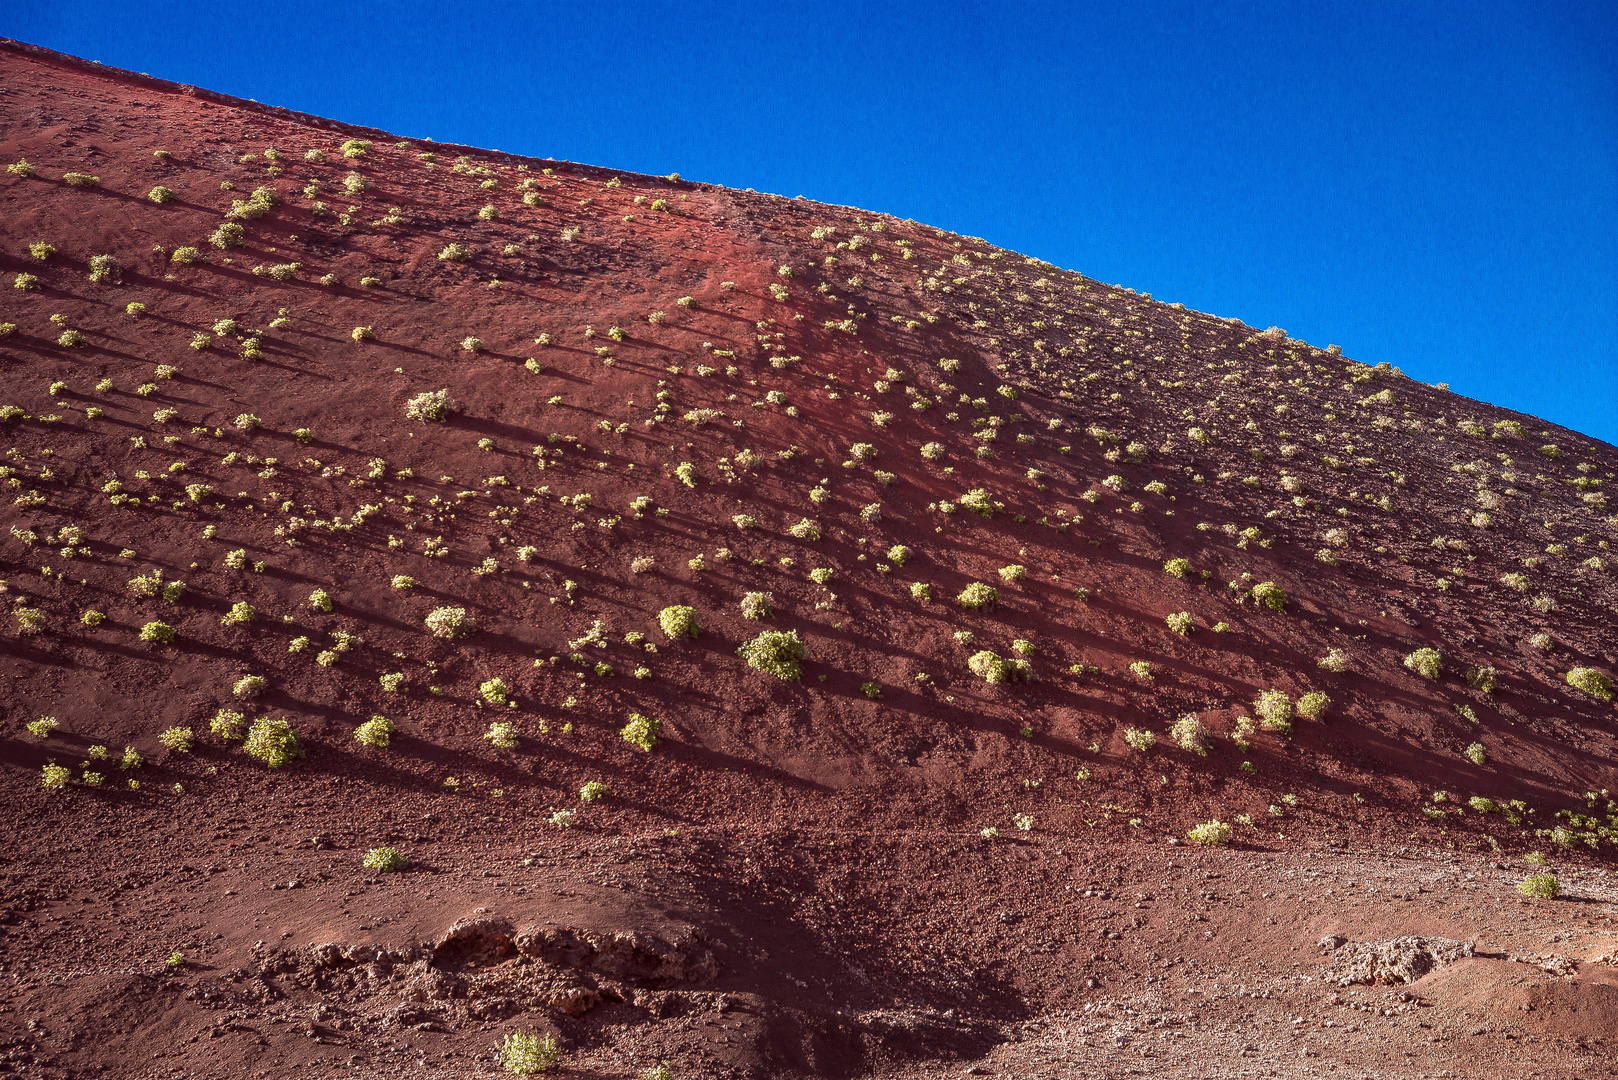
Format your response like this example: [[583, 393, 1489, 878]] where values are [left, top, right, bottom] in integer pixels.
[[0, 38, 1616, 1080]]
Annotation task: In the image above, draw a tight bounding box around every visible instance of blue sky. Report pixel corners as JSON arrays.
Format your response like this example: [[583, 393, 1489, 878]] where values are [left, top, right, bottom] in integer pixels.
[[8, 1, 1615, 443]]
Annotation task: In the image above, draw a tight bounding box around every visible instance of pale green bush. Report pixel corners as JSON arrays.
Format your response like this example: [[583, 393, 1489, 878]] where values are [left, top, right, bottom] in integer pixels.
[[658, 605, 698, 640], [738, 630, 805, 679], [1254, 689, 1293, 733], [957, 582, 998, 611], [1165, 611, 1194, 636], [1566, 667, 1614, 701], [354, 715, 394, 747], [1187, 821, 1231, 845], [1295, 691, 1330, 720], [363, 847, 408, 872], [425, 606, 474, 639], [1404, 648, 1441, 679], [1518, 872, 1559, 899], [621, 713, 660, 751], [243, 717, 301, 767]]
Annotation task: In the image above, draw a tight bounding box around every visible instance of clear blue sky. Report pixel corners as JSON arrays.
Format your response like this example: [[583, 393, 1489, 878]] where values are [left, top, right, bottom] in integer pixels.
[[8, 1, 1616, 444]]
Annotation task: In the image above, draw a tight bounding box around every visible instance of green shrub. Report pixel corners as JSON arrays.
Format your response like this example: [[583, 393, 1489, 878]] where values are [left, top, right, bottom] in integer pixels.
[[1129, 660, 1153, 680], [362, 847, 408, 872], [739, 592, 773, 620], [497, 1032, 559, 1075], [232, 675, 266, 698], [308, 588, 334, 613], [1464, 742, 1487, 765], [1566, 667, 1614, 701], [1517, 872, 1560, 899], [998, 564, 1026, 583], [63, 172, 99, 188], [658, 605, 699, 640], [1187, 821, 1231, 845], [405, 388, 454, 422], [379, 672, 407, 693], [424, 606, 474, 638], [41, 763, 71, 790], [809, 568, 833, 585], [243, 717, 302, 767], [621, 713, 660, 751], [480, 678, 511, 705], [484, 721, 518, 749], [788, 519, 820, 541], [158, 727, 194, 752], [26, 717, 59, 738], [579, 780, 608, 802], [1251, 581, 1287, 611], [1165, 611, 1194, 636], [210, 710, 247, 739], [1254, 689, 1293, 733], [1163, 557, 1190, 579], [860, 681, 883, 700], [1170, 714, 1209, 755], [967, 650, 1032, 685], [354, 715, 394, 747], [956, 582, 998, 611], [886, 544, 912, 566], [139, 621, 176, 643], [1404, 648, 1442, 679], [220, 601, 255, 626], [1318, 648, 1349, 673], [738, 630, 805, 679], [958, 488, 995, 517], [910, 582, 931, 601], [1466, 665, 1498, 693], [1122, 727, 1155, 752], [1295, 691, 1330, 720]]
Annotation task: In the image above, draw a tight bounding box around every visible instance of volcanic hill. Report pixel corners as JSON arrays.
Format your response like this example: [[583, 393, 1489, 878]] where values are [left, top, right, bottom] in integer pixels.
[[2, 39, 1617, 1080]]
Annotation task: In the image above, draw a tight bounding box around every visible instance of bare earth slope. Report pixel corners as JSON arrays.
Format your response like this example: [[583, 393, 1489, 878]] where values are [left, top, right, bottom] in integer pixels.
[[1, 40, 1616, 1079]]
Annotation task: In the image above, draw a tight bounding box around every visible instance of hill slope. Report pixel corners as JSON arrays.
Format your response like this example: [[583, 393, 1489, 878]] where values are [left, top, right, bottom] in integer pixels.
[[2, 40, 1617, 1079]]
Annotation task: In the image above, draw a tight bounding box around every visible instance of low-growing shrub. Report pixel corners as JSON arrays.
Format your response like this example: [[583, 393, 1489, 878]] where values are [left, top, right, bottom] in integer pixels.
[[362, 847, 408, 872], [1165, 611, 1194, 636], [967, 650, 1032, 685], [998, 564, 1026, 583], [1163, 557, 1190, 579], [1254, 689, 1293, 733], [1187, 821, 1232, 846], [1122, 727, 1156, 752], [139, 621, 176, 644], [1318, 648, 1349, 673], [1518, 872, 1560, 899], [1251, 581, 1287, 611], [243, 717, 302, 767], [233, 675, 267, 698], [1404, 648, 1442, 679], [738, 630, 805, 679], [621, 712, 660, 751], [210, 710, 247, 739], [658, 605, 699, 640], [354, 715, 394, 747], [484, 721, 517, 749], [1566, 667, 1614, 701], [424, 606, 474, 639], [157, 727, 194, 752], [497, 1032, 559, 1075], [739, 592, 773, 619], [1170, 713, 1209, 755], [480, 677, 511, 705], [1464, 742, 1487, 765], [957, 582, 998, 611], [1295, 691, 1330, 720], [405, 389, 454, 422]]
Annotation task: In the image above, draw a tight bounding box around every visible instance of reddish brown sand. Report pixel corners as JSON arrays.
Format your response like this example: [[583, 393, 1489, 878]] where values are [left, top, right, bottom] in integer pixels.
[[1, 39, 1616, 1079]]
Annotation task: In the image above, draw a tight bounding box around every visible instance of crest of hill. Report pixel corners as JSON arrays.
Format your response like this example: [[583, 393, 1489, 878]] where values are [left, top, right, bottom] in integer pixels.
[[1, 36, 1615, 853]]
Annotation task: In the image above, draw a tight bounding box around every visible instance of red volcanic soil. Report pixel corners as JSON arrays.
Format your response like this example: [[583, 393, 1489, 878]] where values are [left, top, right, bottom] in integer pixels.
[[2, 39, 1617, 1080]]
